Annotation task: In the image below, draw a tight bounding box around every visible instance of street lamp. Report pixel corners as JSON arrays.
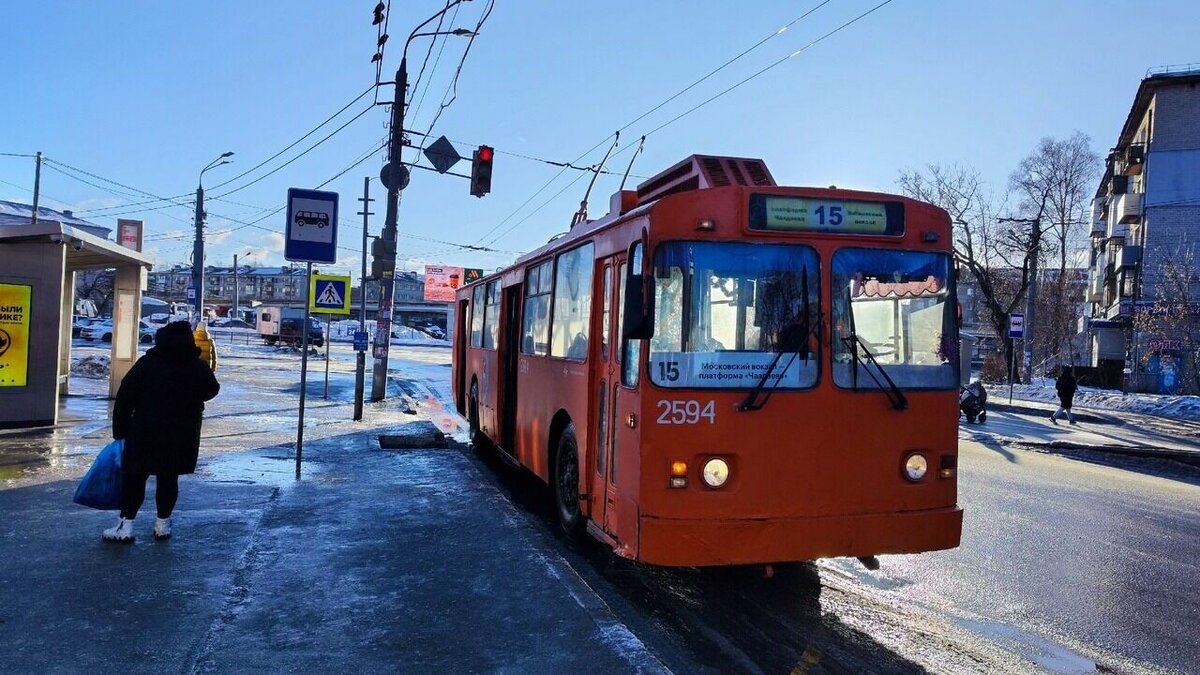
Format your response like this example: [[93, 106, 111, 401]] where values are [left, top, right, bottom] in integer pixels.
[[192, 151, 234, 321], [370, 0, 476, 402]]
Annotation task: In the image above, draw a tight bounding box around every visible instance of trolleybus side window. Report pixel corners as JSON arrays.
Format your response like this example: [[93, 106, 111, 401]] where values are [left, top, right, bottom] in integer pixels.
[[600, 265, 612, 359], [648, 241, 820, 389], [550, 242, 595, 361], [622, 243, 642, 387], [482, 280, 500, 350], [831, 248, 957, 389], [521, 260, 553, 356], [470, 284, 486, 348]]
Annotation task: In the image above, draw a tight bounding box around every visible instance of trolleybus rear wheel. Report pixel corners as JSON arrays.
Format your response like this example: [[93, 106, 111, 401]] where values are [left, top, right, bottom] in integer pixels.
[[554, 422, 585, 537]]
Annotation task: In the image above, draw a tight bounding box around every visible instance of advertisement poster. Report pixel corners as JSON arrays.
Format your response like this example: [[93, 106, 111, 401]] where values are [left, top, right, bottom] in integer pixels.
[[0, 283, 32, 387], [424, 265, 465, 302]]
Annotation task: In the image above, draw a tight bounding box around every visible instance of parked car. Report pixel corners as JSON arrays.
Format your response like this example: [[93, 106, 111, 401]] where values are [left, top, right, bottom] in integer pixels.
[[81, 319, 156, 344], [211, 318, 253, 329], [72, 316, 98, 338]]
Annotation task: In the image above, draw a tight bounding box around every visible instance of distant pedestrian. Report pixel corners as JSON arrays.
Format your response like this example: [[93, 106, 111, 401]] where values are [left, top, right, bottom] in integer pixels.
[[103, 321, 220, 542], [1051, 366, 1077, 426]]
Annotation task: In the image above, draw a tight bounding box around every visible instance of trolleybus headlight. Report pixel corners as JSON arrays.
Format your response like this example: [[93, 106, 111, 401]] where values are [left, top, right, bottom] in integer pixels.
[[702, 458, 730, 488], [904, 453, 928, 482]]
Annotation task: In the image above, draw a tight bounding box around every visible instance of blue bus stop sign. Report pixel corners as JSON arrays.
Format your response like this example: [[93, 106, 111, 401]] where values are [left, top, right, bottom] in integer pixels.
[[1008, 313, 1025, 339], [353, 330, 369, 352], [285, 188, 338, 264]]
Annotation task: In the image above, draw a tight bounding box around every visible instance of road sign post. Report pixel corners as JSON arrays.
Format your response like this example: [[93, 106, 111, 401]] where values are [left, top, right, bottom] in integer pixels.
[[1008, 313, 1024, 403], [285, 188, 340, 480]]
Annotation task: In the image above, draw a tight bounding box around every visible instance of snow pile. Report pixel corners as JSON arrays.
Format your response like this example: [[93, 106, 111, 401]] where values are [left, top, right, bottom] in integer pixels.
[[71, 355, 110, 379], [986, 381, 1200, 422]]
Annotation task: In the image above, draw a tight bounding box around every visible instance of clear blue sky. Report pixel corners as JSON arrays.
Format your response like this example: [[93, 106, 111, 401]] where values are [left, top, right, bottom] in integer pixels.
[[2, 1, 1197, 282]]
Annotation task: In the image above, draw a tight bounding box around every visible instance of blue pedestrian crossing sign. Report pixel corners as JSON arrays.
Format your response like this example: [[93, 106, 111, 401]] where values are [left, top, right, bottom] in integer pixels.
[[309, 274, 351, 315]]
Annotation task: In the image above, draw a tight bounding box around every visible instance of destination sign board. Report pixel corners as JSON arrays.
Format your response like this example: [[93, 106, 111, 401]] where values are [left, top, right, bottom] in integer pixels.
[[749, 195, 903, 235]]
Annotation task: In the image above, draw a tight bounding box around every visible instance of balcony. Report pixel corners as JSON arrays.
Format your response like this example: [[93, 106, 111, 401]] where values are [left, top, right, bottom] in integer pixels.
[[1107, 219, 1129, 240], [1117, 245, 1142, 269], [1124, 144, 1145, 175], [1105, 297, 1133, 320], [1117, 192, 1143, 224], [1090, 197, 1107, 236], [1087, 274, 1104, 302]]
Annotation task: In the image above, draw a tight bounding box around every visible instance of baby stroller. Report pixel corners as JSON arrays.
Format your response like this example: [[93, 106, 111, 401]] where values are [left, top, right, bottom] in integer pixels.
[[959, 381, 987, 423]]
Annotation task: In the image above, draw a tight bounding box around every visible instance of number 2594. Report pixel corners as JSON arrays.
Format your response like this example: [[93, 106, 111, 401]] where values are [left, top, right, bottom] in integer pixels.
[[656, 400, 716, 425]]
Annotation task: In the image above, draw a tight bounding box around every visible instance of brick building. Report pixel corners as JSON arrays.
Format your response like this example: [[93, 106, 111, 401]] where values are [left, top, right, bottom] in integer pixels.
[[1083, 66, 1200, 392]]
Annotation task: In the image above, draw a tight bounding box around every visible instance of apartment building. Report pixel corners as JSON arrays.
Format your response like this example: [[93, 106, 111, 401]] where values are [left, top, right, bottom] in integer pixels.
[[1084, 66, 1200, 392]]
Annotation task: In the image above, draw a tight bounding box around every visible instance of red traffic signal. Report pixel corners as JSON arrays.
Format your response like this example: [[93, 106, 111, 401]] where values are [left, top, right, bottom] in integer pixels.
[[470, 145, 494, 198]]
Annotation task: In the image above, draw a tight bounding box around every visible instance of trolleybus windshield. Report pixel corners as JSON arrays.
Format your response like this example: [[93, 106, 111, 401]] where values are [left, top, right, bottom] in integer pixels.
[[648, 241, 820, 389], [831, 248, 957, 390]]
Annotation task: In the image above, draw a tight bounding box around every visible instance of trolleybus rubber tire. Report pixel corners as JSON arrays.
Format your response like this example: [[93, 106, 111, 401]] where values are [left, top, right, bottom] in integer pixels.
[[553, 422, 586, 538]]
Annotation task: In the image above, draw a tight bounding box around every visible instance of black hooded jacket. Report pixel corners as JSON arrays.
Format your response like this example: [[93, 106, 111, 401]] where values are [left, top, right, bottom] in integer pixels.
[[113, 321, 220, 475]]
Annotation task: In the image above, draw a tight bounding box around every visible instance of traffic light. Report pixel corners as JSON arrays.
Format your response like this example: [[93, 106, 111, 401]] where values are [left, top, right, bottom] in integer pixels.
[[370, 237, 396, 279], [470, 145, 494, 198]]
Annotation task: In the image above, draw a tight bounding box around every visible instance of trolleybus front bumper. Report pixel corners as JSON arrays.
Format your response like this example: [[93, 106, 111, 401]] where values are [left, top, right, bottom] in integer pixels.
[[637, 506, 963, 567]]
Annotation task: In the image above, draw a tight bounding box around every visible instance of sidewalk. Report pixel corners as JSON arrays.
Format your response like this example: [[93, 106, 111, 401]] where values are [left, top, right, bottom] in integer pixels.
[[962, 395, 1200, 467], [0, 419, 669, 673]]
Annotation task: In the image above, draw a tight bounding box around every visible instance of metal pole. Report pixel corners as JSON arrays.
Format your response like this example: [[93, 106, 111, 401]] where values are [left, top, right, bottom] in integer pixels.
[[31, 152, 42, 226], [324, 314, 331, 400], [192, 184, 205, 319], [355, 176, 373, 421], [371, 58, 407, 402], [296, 261, 313, 479], [232, 254, 238, 345], [1009, 337, 1015, 404]]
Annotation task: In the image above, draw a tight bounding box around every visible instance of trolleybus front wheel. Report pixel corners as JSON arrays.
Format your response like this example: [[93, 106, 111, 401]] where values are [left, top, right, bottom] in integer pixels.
[[468, 380, 488, 449], [554, 422, 585, 537]]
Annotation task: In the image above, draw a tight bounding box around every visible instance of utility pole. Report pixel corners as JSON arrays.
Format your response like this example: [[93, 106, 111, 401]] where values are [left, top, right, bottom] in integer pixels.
[[370, 58, 407, 402], [232, 253, 239, 344], [192, 183, 205, 319], [1001, 216, 1043, 382], [31, 152, 42, 225], [355, 176, 374, 420]]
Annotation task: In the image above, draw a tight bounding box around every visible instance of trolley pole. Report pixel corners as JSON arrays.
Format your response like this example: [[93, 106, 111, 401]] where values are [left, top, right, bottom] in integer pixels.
[[354, 177, 373, 421]]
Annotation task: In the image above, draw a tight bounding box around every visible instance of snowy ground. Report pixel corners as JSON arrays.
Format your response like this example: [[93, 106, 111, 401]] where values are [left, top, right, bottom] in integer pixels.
[[985, 378, 1200, 422]]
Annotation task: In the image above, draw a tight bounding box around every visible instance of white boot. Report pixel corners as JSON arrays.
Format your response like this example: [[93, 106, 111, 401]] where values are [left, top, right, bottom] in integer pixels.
[[102, 518, 135, 543], [154, 517, 172, 541]]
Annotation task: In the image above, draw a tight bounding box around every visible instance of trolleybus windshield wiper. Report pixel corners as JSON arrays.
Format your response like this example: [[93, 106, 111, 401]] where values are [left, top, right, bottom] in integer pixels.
[[841, 332, 908, 411]]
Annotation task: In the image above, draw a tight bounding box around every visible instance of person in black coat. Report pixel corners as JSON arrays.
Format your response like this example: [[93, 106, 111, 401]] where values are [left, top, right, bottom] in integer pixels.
[[103, 321, 220, 542], [1051, 366, 1077, 425]]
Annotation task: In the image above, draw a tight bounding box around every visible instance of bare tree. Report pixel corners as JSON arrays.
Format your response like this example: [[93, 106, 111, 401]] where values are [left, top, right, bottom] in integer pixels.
[[898, 164, 1026, 378], [1008, 133, 1102, 372], [75, 269, 115, 316]]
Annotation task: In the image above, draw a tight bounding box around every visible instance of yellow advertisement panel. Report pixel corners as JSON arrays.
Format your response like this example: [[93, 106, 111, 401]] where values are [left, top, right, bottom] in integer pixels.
[[0, 283, 32, 387], [424, 265, 464, 303]]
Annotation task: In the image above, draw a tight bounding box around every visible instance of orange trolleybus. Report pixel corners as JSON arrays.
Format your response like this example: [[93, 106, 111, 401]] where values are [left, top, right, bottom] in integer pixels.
[[452, 155, 963, 567]]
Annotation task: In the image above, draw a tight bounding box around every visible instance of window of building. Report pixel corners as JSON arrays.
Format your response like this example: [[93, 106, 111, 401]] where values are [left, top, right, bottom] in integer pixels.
[[470, 284, 486, 348], [521, 260, 553, 355], [550, 243, 595, 360], [482, 280, 500, 349]]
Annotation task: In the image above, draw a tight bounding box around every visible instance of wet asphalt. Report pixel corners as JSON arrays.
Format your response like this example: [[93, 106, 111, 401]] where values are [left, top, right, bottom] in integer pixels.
[[2, 336, 1198, 674]]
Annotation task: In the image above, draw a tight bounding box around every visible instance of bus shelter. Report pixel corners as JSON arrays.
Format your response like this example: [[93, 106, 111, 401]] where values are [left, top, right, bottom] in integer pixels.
[[0, 220, 151, 428]]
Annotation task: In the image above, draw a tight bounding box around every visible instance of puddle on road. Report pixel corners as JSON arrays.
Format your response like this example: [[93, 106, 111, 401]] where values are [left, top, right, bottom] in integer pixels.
[[955, 617, 1098, 674]]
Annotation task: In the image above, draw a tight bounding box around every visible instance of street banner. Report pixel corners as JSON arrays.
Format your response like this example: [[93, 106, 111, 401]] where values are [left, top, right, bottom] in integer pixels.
[[424, 265, 465, 302], [309, 274, 351, 315], [0, 283, 32, 387]]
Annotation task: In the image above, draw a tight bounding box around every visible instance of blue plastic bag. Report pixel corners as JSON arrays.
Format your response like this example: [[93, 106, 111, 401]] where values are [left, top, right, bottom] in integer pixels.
[[73, 440, 124, 510]]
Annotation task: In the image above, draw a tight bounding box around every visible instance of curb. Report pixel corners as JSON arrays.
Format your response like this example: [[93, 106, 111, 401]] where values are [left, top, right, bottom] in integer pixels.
[[1018, 439, 1200, 468]]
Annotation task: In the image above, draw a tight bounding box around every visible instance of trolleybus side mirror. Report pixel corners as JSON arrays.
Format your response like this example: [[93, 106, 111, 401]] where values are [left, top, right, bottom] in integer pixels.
[[622, 241, 654, 340]]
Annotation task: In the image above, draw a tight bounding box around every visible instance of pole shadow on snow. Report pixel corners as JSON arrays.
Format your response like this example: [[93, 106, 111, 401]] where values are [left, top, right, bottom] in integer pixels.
[[466, 441, 932, 675]]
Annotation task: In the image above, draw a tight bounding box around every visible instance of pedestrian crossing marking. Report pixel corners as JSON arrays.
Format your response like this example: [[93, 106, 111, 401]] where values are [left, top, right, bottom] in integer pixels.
[[316, 282, 343, 307]]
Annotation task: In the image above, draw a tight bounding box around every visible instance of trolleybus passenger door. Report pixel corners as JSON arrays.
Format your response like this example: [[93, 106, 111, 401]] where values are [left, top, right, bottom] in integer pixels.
[[500, 284, 521, 454], [591, 259, 619, 534]]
